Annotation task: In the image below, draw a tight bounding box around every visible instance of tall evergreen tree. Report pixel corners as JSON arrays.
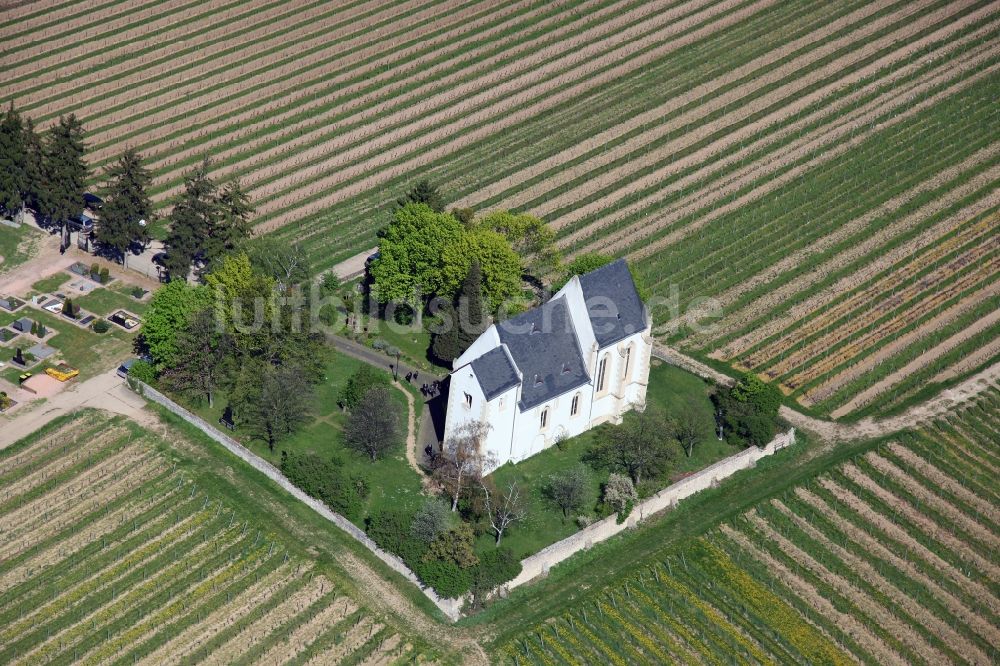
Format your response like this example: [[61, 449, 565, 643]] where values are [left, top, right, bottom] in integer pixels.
[[431, 299, 460, 364], [0, 104, 26, 216], [43, 114, 88, 248], [96, 148, 153, 265], [396, 179, 444, 213], [455, 260, 488, 356], [21, 118, 46, 214], [164, 159, 217, 280], [204, 178, 253, 266]]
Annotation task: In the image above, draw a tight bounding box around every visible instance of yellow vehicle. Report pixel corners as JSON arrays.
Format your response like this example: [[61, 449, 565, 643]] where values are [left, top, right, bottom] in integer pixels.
[[46, 363, 79, 382]]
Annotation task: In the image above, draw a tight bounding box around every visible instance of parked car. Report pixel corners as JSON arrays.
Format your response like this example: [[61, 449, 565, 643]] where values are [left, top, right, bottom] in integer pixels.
[[116, 358, 137, 379], [83, 192, 103, 210], [67, 213, 94, 232]]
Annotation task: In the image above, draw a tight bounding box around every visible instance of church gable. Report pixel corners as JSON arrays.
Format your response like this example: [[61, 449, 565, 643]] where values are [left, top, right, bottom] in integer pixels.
[[577, 259, 647, 348]]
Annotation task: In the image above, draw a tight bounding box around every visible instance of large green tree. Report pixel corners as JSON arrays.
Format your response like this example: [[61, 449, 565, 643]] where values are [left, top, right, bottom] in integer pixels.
[[439, 229, 521, 310], [344, 386, 402, 461], [0, 104, 26, 216], [96, 148, 153, 264], [43, 114, 88, 248], [370, 203, 464, 305], [455, 260, 488, 355], [240, 363, 313, 451], [141, 279, 213, 370], [164, 159, 218, 279], [586, 408, 677, 485], [159, 308, 229, 407], [205, 252, 275, 355], [477, 209, 559, 265], [21, 118, 45, 214]]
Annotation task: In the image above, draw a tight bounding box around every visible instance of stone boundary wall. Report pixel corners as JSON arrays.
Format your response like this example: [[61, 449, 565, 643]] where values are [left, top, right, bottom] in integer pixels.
[[135, 381, 463, 621], [506, 428, 796, 589]]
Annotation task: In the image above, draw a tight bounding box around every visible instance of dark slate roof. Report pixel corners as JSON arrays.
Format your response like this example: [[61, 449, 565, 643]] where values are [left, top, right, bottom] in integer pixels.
[[577, 258, 647, 347], [471, 346, 520, 400], [496, 296, 589, 411]]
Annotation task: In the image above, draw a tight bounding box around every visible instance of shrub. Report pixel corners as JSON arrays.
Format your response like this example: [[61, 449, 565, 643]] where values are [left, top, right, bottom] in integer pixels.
[[372, 339, 387, 351], [92, 319, 110, 334], [602, 473, 637, 515], [90, 263, 99, 277], [366, 510, 426, 565], [280, 452, 368, 521], [337, 365, 390, 410], [410, 499, 451, 544], [130, 286, 145, 299], [99, 267, 110, 283], [615, 499, 635, 525], [36, 323, 46, 338], [127, 360, 156, 384], [415, 559, 471, 599], [576, 515, 594, 529]]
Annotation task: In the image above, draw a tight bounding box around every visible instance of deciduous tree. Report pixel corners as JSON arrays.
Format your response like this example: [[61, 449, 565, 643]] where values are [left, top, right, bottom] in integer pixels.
[[241, 363, 313, 451], [159, 308, 229, 407], [344, 386, 402, 461], [141, 280, 213, 370], [586, 407, 676, 485], [545, 464, 590, 517], [433, 421, 494, 512], [439, 229, 521, 310]]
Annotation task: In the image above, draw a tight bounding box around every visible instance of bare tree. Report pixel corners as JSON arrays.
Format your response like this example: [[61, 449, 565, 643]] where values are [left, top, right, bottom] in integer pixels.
[[674, 398, 704, 458], [480, 479, 527, 545], [433, 421, 495, 511]]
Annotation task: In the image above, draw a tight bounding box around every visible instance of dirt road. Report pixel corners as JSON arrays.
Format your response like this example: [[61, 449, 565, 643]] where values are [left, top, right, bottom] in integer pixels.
[[0, 368, 154, 448]]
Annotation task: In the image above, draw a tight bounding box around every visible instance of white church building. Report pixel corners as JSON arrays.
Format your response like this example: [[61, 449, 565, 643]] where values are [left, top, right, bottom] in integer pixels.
[[442, 259, 652, 471]]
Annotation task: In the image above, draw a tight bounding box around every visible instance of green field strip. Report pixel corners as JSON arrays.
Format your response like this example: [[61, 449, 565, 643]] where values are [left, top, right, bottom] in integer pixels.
[[134, 0, 637, 196], [733, 517, 924, 664], [595, 593, 689, 663], [0, 505, 218, 644], [708, 532, 874, 665], [756, 501, 972, 663], [639, 85, 999, 305], [80, 0, 480, 153], [634, 66, 1000, 299], [691, 538, 858, 665], [635, 569, 771, 663], [0, 411, 107, 476], [0, 418, 121, 491], [549, 0, 993, 248], [0, 493, 202, 618], [638, 76, 999, 322], [67, 543, 275, 666], [921, 421, 1000, 480], [336, 626, 396, 666], [247, 0, 757, 215], [824, 469, 1000, 597], [864, 449, 1000, 540], [0, 0, 168, 55], [774, 250, 1000, 389], [268, 0, 852, 235], [177, 569, 313, 665], [951, 411, 1000, 460], [905, 431, 1000, 502], [227, 588, 340, 666], [462, 0, 857, 212], [2, 0, 254, 94], [0, 470, 178, 584], [514, 0, 942, 226], [0, 438, 137, 516], [701, 188, 1000, 356], [739, 196, 1000, 372], [0, 518, 250, 663], [814, 291, 999, 408], [849, 325, 1000, 418], [850, 456, 999, 562], [805, 478, 1000, 627], [275, 0, 849, 263], [280, 607, 369, 666], [108, 547, 286, 666]]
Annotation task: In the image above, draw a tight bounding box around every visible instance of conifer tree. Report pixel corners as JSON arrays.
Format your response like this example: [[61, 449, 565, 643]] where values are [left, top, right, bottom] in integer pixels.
[[21, 118, 46, 214], [96, 148, 153, 265], [204, 178, 254, 266], [164, 159, 217, 280], [431, 299, 460, 364], [0, 103, 26, 216], [396, 179, 444, 213], [43, 114, 88, 248], [455, 260, 488, 356]]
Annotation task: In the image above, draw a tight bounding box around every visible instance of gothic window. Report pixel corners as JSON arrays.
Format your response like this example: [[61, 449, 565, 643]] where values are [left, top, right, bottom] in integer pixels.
[[540, 408, 548, 429], [571, 393, 579, 416], [596, 355, 608, 392]]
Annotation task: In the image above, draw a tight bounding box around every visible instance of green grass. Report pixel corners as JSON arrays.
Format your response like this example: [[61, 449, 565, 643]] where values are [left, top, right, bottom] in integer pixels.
[[74, 282, 151, 317], [479, 361, 737, 559], [179, 350, 426, 524], [16, 307, 134, 379], [0, 224, 41, 277], [29, 273, 70, 295]]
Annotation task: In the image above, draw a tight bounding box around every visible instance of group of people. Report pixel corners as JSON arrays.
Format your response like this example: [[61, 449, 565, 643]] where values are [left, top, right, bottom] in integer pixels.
[[396, 368, 442, 398]]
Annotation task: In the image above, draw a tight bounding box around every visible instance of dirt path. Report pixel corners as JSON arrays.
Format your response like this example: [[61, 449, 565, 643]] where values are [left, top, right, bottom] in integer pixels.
[[653, 343, 1000, 443], [393, 381, 433, 490], [0, 368, 155, 449]]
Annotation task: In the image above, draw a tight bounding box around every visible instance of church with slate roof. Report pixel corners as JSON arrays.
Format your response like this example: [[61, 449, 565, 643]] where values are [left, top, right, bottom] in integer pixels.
[[442, 259, 652, 471]]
